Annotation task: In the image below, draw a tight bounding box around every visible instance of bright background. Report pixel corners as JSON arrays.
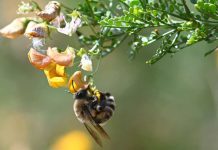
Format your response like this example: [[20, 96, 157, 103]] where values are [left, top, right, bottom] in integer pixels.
[[0, 0, 218, 150]]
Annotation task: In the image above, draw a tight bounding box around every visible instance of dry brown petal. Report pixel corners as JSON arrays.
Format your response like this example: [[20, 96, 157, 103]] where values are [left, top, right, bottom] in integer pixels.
[[37, 1, 61, 22], [0, 18, 28, 39], [25, 22, 48, 38], [28, 48, 52, 70], [47, 47, 75, 66]]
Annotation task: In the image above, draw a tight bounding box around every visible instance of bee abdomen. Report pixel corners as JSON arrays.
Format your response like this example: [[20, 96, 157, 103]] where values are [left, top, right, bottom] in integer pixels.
[[106, 95, 115, 111], [93, 94, 116, 124]]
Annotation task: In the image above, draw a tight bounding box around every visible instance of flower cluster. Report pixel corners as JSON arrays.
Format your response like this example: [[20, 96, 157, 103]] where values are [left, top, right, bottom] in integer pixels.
[[0, 1, 93, 91]]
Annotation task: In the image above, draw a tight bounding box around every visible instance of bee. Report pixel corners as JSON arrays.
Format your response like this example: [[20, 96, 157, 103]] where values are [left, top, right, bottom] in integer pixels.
[[74, 86, 115, 147]]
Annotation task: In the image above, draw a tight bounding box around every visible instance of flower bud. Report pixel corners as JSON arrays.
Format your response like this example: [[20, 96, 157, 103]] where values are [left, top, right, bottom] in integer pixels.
[[0, 17, 28, 39], [68, 71, 88, 94], [47, 47, 75, 67], [80, 54, 93, 72], [25, 22, 49, 38], [37, 1, 61, 21], [28, 48, 51, 70]]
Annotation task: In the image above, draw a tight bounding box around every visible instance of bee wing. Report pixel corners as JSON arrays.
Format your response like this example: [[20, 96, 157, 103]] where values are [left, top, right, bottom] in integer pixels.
[[83, 105, 110, 140], [83, 122, 103, 147], [93, 122, 110, 140]]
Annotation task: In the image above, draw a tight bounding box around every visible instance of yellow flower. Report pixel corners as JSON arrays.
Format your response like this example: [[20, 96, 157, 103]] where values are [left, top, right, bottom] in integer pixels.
[[44, 63, 67, 88], [68, 71, 88, 94], [51, 131, 92, 150]]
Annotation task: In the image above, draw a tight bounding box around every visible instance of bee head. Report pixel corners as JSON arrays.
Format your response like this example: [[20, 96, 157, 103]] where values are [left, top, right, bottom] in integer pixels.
[[75, 89, 88, 99]]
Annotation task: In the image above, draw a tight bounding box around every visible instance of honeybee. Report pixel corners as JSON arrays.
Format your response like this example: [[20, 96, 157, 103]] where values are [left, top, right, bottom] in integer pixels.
[[74, 86, 115, 147]]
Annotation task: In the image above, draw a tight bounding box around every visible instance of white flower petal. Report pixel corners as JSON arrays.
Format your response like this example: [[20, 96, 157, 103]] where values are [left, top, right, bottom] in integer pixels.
[[57, 16, 81, 36], [32, 38, 45, 49], [57, 23, 72, 36]]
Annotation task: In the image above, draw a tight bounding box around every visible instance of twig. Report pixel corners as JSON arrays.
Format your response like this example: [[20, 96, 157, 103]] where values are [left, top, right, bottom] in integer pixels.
[[139, 0, 146, 10], [61, 3, 74, 12], [82, 16, 98, 35], [205, 46, 218, 57], [181, 0, 191, 17], [150, 6, 190, 21], [85, 0, 96, 22], [91, 56, 102, 75], [101, 34, 129, 57], [147, 29, 177, 45]]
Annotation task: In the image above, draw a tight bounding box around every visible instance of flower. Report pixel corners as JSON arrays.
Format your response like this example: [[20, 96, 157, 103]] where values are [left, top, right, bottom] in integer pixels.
[[37, 1, 61, 21], [28, 48, 51, 70], [25, 22, 49, 38], [0, 17, 28, 39], [68, 71, 88, 94], [28, 47, 68, 88], [51, 131, 92, 150], [80, 54, 93, 72], [47, 47, 75, 67], [17, 1, 40, 14], [51, 13, 65, 27], [44, 63, 67, 88], [57, 11, 81, 36]]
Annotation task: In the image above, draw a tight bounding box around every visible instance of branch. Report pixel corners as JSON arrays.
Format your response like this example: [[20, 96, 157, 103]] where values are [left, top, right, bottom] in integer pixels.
[[181, 0, 192, 17]]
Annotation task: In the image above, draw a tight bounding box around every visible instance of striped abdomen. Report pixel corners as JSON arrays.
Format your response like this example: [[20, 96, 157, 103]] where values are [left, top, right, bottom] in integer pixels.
[[89, 93, 115, 125]]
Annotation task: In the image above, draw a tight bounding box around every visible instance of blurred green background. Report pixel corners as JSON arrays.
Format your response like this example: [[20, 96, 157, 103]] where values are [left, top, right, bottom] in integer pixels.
[[1, 0, 218, 150]]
